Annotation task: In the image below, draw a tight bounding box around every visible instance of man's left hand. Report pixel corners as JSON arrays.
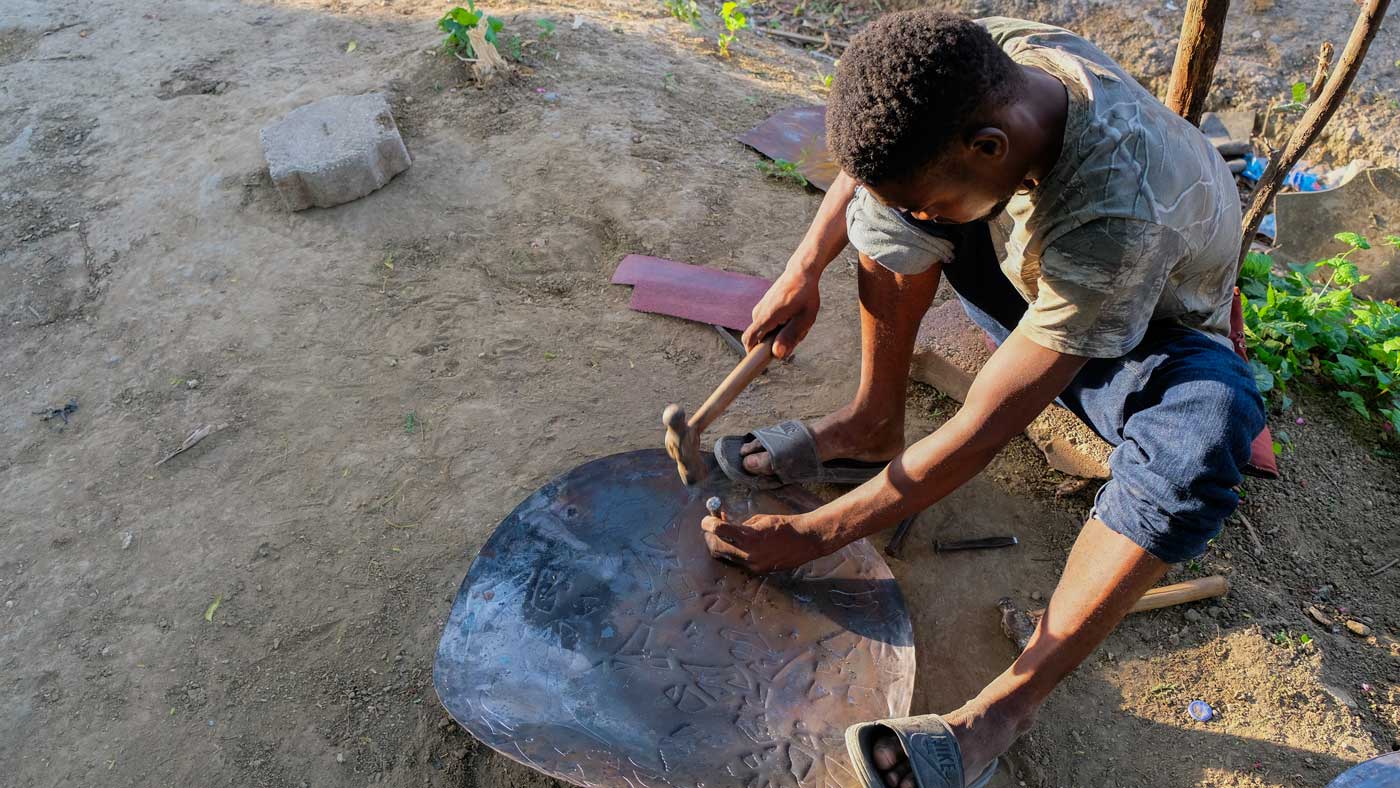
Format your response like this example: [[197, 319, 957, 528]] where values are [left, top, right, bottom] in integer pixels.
[[700, 513, 838, 573]]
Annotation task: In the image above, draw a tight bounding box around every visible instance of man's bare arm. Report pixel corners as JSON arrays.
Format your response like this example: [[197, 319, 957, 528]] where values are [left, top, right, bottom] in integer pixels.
[[741, 170, 858, 356], [703, 328, 1089, 570]]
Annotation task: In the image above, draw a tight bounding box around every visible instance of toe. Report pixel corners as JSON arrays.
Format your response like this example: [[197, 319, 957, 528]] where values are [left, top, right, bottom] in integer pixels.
[[871, 735, 903, 771], [741, 449, 773, 476]]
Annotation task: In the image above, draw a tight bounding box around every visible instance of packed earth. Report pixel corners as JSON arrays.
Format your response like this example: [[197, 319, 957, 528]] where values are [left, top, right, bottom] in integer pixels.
[[2, 1, 1398, 787]]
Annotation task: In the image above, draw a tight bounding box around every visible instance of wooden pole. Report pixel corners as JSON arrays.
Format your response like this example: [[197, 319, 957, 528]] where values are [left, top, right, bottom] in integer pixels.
[[1165, 0, 1232, 125], [1239, 0, 1392, 263]]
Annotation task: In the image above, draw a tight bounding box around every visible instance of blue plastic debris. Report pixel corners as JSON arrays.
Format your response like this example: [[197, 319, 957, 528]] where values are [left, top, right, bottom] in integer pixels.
[[1188, 700, 1214, 722]]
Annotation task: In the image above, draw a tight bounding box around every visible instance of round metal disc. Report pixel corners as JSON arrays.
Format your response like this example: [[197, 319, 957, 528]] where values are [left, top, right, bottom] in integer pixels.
[[1326, 752, 1400, 788], [434, 449, 914, 788]]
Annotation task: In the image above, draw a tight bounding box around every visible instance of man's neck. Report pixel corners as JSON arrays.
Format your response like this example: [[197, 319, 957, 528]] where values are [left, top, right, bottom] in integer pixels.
[[1010, 64, 1069, 188]]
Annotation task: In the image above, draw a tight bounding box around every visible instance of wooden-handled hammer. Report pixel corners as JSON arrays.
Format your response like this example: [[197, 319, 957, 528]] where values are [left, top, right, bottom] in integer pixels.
[[663, 335, 777, 485], [999, 575, 1230, 652]]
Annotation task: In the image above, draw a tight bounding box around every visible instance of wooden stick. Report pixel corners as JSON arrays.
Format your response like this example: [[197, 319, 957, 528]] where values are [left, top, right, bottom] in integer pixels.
[[1309, 41, 1335, 101], [1240, 0, 1392, 262], [1368, 557, 1398, 577], [1236, 511, 1265, 556], [1128, 575, 1229, 613], [756, 27, 850, 49], [1164, 0, 1231, 126]]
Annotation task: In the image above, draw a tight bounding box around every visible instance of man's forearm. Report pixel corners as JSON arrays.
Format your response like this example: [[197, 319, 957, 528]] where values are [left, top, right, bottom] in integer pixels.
[[818, 409, 1010, 545], [809, 330, 1089, 548], [788, 170, 857, 277]]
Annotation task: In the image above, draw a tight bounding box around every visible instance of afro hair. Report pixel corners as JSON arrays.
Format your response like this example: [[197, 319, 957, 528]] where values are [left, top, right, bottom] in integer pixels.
[[827, 11, 1020, 186]]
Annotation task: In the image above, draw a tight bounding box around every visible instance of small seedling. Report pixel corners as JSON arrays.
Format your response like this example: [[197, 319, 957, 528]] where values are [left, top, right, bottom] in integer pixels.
[[718, 1, 749, 57], [756, 158, 809, 188], [1275, 80, 1309, 113], [438, 1, 504, 58], [663, 0, 702, 26], [404, 411, 417, 434], [1185, 559, 1202, 574], [1298, 633, 1313, 646], [536, 18, 556, 38], [816, 58, 839, 90], [662, 72, 678, 93]]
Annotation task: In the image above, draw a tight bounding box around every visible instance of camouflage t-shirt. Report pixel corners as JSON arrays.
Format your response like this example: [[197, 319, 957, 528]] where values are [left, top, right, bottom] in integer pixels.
[[982, 16, 1241, 357]]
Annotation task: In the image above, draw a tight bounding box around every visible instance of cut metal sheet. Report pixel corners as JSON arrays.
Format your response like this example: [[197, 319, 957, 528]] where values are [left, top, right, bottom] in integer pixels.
[[737, 104, 839, 192], [612, 254, 773, 331], [434, 449, 915, 788], [1326, 751, 1400, 787]]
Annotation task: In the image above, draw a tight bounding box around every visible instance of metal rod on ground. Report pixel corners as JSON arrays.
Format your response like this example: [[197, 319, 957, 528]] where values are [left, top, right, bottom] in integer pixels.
[[1164, 0, 1231, 126], [884, 514, 919, 558], [712, 324, 747, 358], [1239, 0, 1392, 262]]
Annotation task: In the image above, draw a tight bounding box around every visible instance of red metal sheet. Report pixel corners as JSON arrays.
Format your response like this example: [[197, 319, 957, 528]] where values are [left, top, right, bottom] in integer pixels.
[[612, 255, 773, 331], [736, 104, 839, 192]]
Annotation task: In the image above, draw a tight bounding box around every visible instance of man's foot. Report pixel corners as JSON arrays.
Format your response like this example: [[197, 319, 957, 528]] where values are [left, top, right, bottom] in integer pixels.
[[740, 403, 903, 477], [870, 701, 1033, 788]]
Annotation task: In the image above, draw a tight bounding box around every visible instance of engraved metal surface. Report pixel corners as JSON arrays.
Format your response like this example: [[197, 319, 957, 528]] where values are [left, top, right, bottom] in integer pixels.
[[434, 449, 915, 788]]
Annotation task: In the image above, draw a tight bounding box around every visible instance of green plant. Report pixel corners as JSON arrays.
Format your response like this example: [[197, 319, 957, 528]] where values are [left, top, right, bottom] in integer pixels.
[[663, 0, 702, 26], [817, 61, 838, 90], [1275, 80, 1309, 113], [756, 157, 809, 187], [438, 2, 504, 58], [718, 1, 749, 57], [503, 18, 556, 61], [1239, 232, 1400, 433]]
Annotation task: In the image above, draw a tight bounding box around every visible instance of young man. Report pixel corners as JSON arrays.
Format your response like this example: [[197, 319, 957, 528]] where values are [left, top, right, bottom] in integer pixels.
[[699, 11, 1265, 788]]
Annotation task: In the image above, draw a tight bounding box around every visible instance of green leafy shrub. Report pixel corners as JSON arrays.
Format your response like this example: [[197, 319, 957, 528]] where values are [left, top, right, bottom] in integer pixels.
[[1239, 232, 1400, 433], [438, 2, 504, 58], [718, 1, 749, 57], [663, 0, 702, 26]]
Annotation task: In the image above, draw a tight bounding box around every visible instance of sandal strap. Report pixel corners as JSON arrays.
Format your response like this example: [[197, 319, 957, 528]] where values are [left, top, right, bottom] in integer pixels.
[[748, 420, 819, 486]]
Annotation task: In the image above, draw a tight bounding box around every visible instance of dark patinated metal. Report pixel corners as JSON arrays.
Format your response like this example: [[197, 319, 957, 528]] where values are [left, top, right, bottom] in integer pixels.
[[435, 449, 914, 788], [737, 104, 840, 192]]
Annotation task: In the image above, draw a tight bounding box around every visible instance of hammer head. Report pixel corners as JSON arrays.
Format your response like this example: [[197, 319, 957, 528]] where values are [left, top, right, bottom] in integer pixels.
[[662, 403, 705, 485]]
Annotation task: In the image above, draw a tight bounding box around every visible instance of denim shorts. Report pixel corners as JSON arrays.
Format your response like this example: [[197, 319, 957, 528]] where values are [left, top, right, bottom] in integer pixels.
[[864, 217, 1267, 564]]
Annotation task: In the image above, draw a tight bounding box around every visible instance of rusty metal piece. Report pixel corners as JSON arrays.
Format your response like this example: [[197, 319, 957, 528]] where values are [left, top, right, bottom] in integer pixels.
[[737, 104, 839, 192], [612, 255, 773, 331], [435, 449, 915, 788]]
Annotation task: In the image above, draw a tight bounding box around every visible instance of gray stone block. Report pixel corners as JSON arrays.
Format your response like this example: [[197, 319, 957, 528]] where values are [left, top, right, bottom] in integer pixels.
[[260, 93, 411, 211]]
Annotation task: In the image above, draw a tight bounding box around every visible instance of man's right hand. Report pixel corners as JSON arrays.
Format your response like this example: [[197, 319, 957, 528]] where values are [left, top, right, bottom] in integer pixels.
[[742, 267, 821, 359]]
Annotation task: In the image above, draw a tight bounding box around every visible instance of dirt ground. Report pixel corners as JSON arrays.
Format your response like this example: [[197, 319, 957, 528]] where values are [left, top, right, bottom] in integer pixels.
[[2, 1, 1397, 787]]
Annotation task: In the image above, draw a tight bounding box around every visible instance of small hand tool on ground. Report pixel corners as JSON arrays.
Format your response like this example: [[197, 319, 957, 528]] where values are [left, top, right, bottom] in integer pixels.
[[884, 514, 923, 558], [664, 334, 778, 485], [935, 535, 1019, 552], [998, 575, 1230, 652]]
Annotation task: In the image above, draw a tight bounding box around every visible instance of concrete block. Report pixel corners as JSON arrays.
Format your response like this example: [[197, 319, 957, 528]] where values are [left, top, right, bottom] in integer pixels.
[[910, 300, 1112, 479], [260, 93, 411, 211]]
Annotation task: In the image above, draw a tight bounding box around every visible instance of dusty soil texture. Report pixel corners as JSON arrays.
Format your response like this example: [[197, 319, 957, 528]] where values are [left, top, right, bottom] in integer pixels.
[[1, 2, 1396, 788]]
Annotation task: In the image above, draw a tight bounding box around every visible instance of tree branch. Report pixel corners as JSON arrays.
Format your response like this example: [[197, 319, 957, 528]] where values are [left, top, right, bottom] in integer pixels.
[[1309, 41, 1335, 101], [1165, 0, 1232, 125], [1239, 0, 1391, 264]]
